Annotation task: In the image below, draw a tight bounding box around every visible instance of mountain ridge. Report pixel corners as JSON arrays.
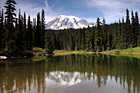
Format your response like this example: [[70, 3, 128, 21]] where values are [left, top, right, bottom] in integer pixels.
[[46, 15, 95, 30]]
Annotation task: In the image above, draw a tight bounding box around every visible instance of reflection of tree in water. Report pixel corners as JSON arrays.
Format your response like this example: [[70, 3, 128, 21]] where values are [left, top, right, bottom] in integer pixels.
[[45, 54, 140, 93], [0, 59, 46, 93], [0, 55, 140, 93]]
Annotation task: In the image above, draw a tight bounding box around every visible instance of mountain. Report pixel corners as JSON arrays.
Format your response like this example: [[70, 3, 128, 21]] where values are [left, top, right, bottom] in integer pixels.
[[46, 15, 95, 30], [45, 71, 87, 86]]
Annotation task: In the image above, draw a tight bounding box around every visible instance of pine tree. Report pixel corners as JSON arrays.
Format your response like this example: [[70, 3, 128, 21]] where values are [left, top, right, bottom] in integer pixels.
[[135, 12, 140, 46], [41, 9, 45, 48], [34, 12, 41, 47], [32, 18, 36, 47], [117, 19, 122, 49], [15, 9, 24, 53], [121, 17, 126, 49], [4, 0, 17, 56], [23, 12, 27, 50], [0, 8, 4, 50], [131, 11, 136, 47], [125, 9, 133, 48], [0, 8, 2, 50], [94, 17, 102, 52], [85, 27, 92, 51], [26, 15, 32, 50], [102, 18, 107, 51]]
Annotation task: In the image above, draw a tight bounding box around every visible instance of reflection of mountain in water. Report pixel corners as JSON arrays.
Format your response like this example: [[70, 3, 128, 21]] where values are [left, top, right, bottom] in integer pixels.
[[46, 71, 87, 86], [1, 55, 140, 93]]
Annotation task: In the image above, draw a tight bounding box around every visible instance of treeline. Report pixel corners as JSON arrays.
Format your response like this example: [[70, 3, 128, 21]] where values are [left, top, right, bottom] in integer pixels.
[[46, 9, 140, 51], [0, 0, 45, 56], [0, 0, 140, 57]]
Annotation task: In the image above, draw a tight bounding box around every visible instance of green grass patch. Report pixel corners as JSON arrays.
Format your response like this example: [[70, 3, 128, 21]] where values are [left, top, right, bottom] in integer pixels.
[[53, 50, 95, 56], [32, 47, 46, 56], [103, 47, 140, 53]]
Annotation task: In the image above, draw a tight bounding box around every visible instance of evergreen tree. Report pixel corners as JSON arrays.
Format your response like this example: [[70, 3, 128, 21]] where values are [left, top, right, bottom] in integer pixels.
[[85, 27, 92, 51], [15, 9, 24, 53], [102, 18, 107, 51], [121, 17, 126, 49], [135, 12, 140, 46], [35, 12, 41, 47], [94, 17, 102, 52], [45, 37, 54, 54], [41, 9, 45, 48], [131, 11, 136, 47], [26, 15, 32, 50], [23, 12, 27, 50], [117, 19, 122, 49], [32, 18, 36, 47], [0, 8, 4, 50], [4, 0, 17, 56], [125, 9, 133, 48]]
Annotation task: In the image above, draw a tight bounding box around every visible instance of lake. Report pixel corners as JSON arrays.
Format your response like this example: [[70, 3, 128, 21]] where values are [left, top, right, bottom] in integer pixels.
[[0, 54, 140, 93]]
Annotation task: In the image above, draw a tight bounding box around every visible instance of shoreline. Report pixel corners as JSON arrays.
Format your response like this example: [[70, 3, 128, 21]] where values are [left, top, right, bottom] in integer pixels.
[[1, 50, 140, 59], [54, 50, 140, 56]]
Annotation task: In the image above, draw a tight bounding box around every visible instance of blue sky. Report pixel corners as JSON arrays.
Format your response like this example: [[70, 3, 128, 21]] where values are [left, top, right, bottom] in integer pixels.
[[0, 0, 140, 23]]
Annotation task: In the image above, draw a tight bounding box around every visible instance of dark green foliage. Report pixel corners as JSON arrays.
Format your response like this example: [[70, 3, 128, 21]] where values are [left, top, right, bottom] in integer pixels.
[[116, 19, 122, 49], [135, 12, 140, 46], [85, 27, 93, 51], [131, 11, 136, 47], [45, 36, 54, 54], [41, 9, 45, 48], [0, 9, 4, 50], [4, 0, 16, 26], [94, 17, 102, 52], [4, 0, 17, 56], [23, 12, 27, 50], [34, 13, 41, 47], [124, 9, 133, 48], [15, 9, 24, 52], [45, 28, 93, 51], [26, 15, 32, 50], [102, 18, 107, 51]]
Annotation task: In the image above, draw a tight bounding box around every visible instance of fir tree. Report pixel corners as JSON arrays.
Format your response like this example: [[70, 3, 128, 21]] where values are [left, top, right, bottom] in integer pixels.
[[125, 9, 133, 48], [4, 0, 17, 56], [135, 12, 140, 46], [117, 19, 122, 49], [131, 11, 136, 47], [26, 15, 32, 50], [102, 18, 107, 51], [94, 17, 102, 52], [15, 9, 24, 52], [32, 18, 36, 47], [85, 27, 92, 51], [23, 12, 27, 50], [41, 9, 45, 48], [35, 12, 41, 47], [0, 8, 4, 50]]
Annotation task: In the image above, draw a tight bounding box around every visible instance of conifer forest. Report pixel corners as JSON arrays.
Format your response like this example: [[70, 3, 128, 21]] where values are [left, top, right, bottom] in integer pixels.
[[0, 0, 140, 56]]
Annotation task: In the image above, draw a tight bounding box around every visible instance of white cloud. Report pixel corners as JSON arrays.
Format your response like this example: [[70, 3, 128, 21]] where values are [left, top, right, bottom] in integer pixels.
[[0, 0, 61, 23], [85, 0, 140, 23]]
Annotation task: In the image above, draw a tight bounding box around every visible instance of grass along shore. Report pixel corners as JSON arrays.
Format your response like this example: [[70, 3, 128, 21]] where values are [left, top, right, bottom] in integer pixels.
[[102, 47, 140, 54], [54, 47, 140, 55], [1, 47, 140, 59], [53, 50, 95, 56]]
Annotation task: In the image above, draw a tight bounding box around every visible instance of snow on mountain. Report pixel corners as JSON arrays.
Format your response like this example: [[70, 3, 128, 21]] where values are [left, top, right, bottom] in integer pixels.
[[46, 15, 95, 30], [45, 71, 87, 86]]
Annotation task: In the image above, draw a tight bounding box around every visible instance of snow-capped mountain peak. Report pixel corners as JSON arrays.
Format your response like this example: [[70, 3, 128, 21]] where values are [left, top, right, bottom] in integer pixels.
[[46, 15, 95, 30]]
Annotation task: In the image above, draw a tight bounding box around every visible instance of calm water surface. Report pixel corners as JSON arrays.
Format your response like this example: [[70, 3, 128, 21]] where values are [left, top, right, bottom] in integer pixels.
[[0, 54, 140, 93]]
